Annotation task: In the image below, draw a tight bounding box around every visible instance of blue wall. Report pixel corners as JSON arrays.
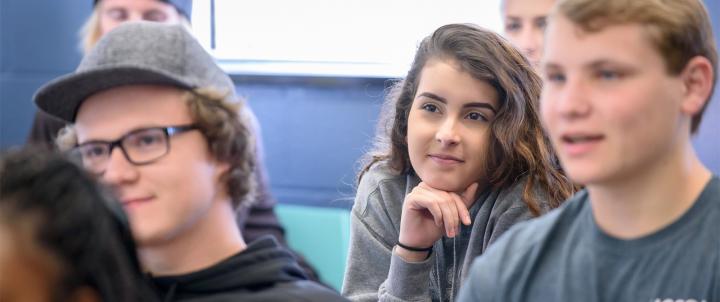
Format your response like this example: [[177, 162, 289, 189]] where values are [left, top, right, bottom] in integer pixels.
[[1, 1, 718, 210], [0, 0, 87, 147], [237, 77, 384, 208]]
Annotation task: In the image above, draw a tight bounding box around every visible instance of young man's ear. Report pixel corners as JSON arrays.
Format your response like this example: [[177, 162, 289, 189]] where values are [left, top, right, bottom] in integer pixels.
[[214, 161, 232, 179], [679, 56, 714, 116]]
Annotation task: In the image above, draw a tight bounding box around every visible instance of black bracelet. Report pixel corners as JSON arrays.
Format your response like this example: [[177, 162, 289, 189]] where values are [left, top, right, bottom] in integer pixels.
[[397, 242, 433, 252]]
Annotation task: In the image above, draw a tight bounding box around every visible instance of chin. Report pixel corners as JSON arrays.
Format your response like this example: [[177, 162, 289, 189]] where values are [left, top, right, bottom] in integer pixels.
[[129, 221, 173, 248], [134, 232, 172, 248], [421, 176, 466, 193], [564, 166, 612, 187]]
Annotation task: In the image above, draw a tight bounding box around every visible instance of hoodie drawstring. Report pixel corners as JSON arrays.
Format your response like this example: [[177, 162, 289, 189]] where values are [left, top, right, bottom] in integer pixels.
[[163, 283, 178, 302]]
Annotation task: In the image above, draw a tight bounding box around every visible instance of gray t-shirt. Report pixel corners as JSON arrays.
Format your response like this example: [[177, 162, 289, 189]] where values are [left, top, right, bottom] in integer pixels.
[[457, 176, 720, 302], [343, 162, 550, 302]]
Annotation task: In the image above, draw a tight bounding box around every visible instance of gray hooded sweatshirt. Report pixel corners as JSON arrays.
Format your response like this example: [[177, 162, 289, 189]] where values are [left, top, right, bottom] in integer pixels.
[[342, 163, 550, 302]]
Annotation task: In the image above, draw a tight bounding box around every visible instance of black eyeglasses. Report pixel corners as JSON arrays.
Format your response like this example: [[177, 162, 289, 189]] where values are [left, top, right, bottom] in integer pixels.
[[72, 125, 199, 174]]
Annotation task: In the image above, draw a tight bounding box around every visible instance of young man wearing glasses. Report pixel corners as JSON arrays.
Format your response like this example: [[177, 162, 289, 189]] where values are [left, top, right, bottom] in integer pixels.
[[34, 22, 346, 301]]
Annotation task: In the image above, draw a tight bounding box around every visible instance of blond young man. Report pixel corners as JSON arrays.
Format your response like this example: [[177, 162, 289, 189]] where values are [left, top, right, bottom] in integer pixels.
[[457, 0, 719, 301], [34, 22, 345, 301]]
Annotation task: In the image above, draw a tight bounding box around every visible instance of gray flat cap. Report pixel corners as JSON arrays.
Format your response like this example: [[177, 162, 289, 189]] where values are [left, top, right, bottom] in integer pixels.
[[35, 22, 234, 122]]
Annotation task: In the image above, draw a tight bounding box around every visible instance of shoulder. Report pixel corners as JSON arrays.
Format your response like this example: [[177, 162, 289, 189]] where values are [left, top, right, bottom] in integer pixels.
[[357, 162, 406, 196], [351, 162, 414, 244], [271, 281, 349, 302], [489, 178, 533, 212], [687, 175, 720, 231], [704, 175, 720, 205], [236, 281, 349, 302], [470, 190, 590, 283], [488, 174, 566, 216], [354, 161, 410, 215], [481, 176, 547, 226]]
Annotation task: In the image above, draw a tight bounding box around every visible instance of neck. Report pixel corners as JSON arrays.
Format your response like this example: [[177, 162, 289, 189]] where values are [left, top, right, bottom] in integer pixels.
[[587, 141, 711, 239], [139, 199, 246, 276]]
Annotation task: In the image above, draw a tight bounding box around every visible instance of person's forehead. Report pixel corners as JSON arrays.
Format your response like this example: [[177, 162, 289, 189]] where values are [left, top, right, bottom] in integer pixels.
[[101, 0, 172, 6], [418, 59, 500, 105], [543, 16, 660, 67], [503, 0, 556, 16], [81, 85, 187, 114], [74, 85, 192, 140], [100, 0, 177, 10]]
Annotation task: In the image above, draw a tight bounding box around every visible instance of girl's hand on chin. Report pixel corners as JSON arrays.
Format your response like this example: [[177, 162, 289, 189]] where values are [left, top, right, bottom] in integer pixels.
[[396, 182, 478, 261]]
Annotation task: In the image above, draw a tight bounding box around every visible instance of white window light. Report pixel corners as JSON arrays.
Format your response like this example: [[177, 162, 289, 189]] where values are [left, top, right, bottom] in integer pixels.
[[191, 0, 503, 78]]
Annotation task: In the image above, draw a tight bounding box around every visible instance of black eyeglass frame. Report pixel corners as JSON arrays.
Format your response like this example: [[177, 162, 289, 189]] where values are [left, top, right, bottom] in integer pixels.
[[72, 124, 200, 170]]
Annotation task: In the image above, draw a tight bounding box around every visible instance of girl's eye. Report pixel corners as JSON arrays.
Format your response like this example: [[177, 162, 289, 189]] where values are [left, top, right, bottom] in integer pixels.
[[421, 103, 440, 113], [465, 112, 488, 122]]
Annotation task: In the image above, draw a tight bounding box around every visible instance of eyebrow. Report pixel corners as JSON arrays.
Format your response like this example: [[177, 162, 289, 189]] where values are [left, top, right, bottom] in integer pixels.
[[533, 16, 547, 22], [417, 92, 497, 114], [542, 62, 561, 71], [586, 59, 629, 70], [542, 59, 629, 71], [78, 124, 164, 145], [505, 15, 546, 21]]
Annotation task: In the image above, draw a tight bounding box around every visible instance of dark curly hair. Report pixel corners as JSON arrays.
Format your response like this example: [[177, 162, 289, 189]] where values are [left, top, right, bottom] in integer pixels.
[[0, 148, 156, 302]]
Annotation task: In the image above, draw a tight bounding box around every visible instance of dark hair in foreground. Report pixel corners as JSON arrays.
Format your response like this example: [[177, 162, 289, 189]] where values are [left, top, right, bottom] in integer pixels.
[[360, 23, 575, 215], [0, 148, 157, 302]]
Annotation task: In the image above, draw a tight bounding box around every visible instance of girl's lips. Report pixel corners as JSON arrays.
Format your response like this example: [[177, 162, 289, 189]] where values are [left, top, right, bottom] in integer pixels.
[[428, 154, 464, 166], [121, 196, 154, 207]]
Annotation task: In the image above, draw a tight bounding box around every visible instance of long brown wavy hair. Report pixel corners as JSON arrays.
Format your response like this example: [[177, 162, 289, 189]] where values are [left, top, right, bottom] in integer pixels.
[[360, 23, 574, 215]]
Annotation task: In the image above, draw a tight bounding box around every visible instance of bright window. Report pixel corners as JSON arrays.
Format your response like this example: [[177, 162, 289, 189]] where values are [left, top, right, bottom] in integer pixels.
[[192, 0, 503, 78]]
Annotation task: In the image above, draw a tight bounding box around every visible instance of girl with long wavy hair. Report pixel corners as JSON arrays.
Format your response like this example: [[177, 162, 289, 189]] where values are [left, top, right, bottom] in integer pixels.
[[342, 23, 574, 302]]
